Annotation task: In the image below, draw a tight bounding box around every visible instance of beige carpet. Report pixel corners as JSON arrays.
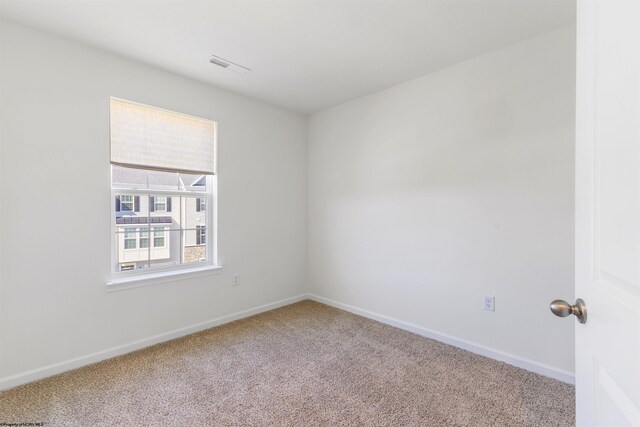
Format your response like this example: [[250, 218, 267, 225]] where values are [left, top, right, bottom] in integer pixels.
[[0, 300, 574, 426]]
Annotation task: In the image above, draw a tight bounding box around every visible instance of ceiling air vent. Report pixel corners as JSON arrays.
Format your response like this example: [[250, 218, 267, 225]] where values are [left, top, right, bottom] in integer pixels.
[[209, 55, 251, 74]]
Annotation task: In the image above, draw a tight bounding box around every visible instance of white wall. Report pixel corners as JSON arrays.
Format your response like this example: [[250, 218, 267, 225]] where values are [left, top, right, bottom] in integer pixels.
[[0, 21, 307, 383], [307, 27, 576, 374], [1, 20, 576, 386]]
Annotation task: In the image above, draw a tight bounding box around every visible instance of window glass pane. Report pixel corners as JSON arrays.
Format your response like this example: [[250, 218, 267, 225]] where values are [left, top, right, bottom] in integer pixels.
[[112, 168, 212, 275]]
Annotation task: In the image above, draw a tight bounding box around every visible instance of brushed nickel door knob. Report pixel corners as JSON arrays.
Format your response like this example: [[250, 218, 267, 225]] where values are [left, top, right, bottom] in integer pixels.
[[550, 298, 587, 324]]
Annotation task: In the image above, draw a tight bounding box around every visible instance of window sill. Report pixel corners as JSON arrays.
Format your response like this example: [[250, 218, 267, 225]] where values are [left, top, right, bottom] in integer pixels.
[[106, 265, 223, 292]]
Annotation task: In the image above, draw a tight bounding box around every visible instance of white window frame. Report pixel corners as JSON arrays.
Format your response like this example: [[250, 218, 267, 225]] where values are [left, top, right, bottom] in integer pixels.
[[109, 172, 219, 289]]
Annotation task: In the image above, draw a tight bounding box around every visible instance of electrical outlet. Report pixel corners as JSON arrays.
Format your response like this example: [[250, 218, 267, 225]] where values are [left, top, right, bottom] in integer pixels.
[[483, 295, 495, 312], [232, 274, 240, 286]]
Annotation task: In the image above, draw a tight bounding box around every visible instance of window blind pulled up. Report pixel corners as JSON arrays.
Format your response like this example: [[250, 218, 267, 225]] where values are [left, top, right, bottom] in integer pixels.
[[110, 98, 216, 175]]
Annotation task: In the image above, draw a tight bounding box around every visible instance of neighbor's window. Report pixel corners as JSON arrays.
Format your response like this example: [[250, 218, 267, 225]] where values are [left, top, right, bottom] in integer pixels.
[[124, 228, 137, 249], [139, 228, 149, 249], [197, 198, 206, 212], [120, 195, 135, 212], [153, 227, 166, 248], [110, 97, 216, 277], [153, 196, 167, 212], [196, 225, 206, 245]]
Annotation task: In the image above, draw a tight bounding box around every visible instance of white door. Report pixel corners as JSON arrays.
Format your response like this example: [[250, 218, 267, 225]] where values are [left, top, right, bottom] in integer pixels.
[[575, 0, 640, 425]]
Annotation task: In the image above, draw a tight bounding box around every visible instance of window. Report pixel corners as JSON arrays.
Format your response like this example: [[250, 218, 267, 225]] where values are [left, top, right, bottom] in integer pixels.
[[153, 227, 166, 248], [139, 228, 149, 248], [151, 196, 171, 212], [110, 98, 217, 280], [116, 195, 139, 212], [196, 225, 206, 245], [120, 195, 134, 212], [124, 228, 137, 249]]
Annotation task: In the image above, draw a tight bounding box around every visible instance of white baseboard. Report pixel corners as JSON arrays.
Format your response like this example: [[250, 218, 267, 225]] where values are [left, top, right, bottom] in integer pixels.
[[0, 294, 307, 391], [307, 293, 575, 384]]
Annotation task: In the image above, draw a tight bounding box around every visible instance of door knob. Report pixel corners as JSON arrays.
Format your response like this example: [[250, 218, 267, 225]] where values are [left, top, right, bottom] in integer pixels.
[[550, 298, 587, 324]]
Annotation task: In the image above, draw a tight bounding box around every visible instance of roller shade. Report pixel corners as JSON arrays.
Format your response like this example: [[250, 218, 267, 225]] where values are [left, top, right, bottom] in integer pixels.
[[110, 98, 216, 175]]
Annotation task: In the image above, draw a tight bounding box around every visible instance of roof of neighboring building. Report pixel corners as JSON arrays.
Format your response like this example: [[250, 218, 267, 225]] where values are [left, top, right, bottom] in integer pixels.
[[112, 166, 204, 188], [116, 216, 173, 225]]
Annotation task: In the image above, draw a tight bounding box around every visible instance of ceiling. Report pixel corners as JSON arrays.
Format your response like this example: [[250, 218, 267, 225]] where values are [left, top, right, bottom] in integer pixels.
[[0, 0, 575, 114]]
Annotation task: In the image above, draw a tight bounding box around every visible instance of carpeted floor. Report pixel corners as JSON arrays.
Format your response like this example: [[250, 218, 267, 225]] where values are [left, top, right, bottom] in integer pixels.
[[0, 300, 575, 426]]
